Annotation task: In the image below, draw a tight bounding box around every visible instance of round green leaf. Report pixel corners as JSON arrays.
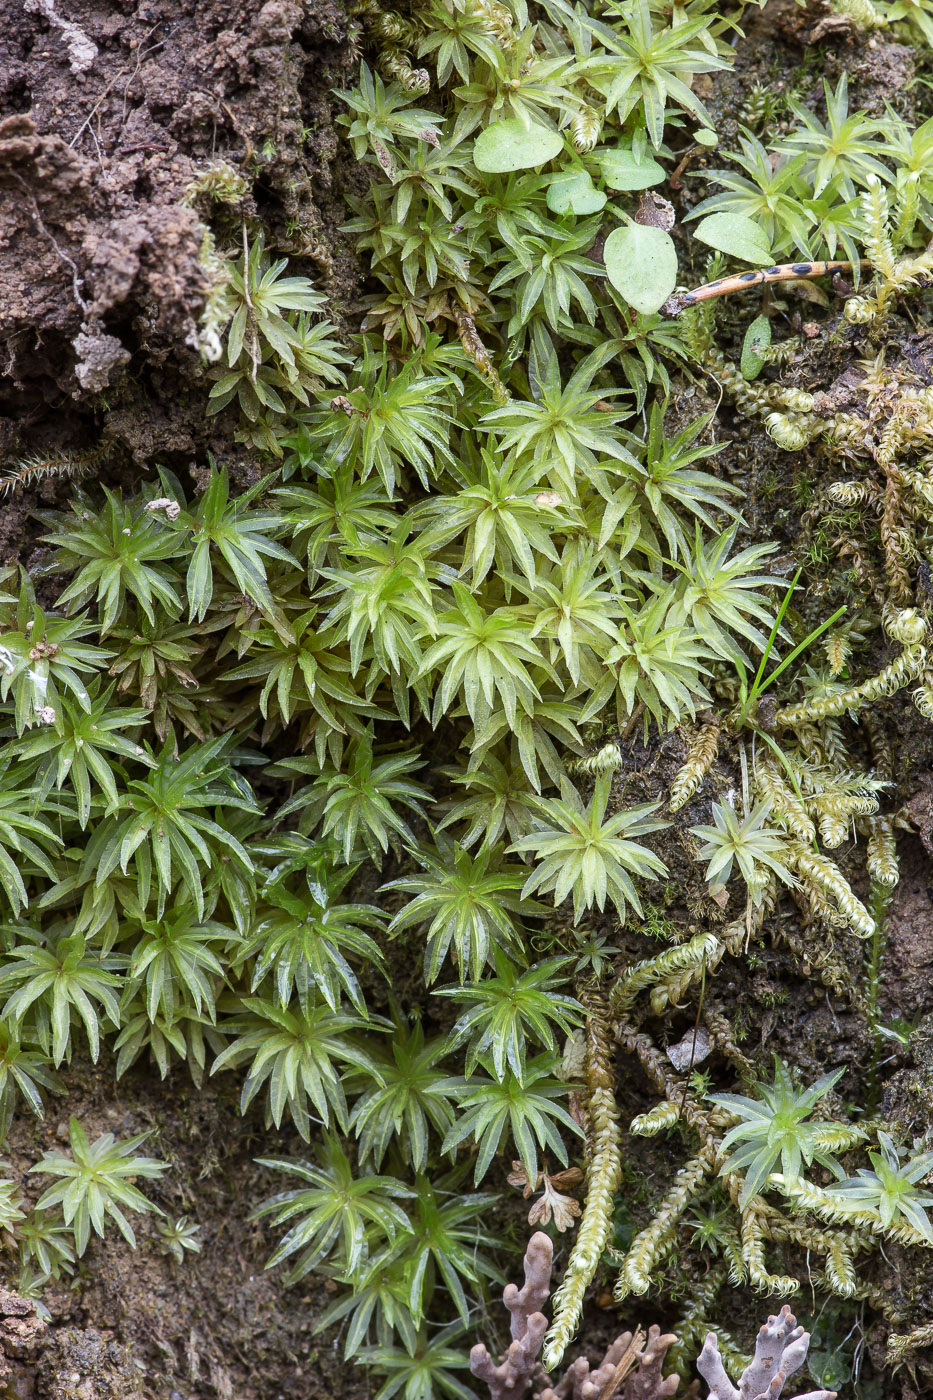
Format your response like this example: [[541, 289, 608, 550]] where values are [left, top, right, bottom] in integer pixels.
[[604, 223, 678, 315], [741, 314, 771, 380], [474, 119, 564, 173], [546, 170, 607, 215], [693, 213, 773, 265], [694, 128, 719, 149], [807, 1351, 852, 1391], [597, 147, 665, 191]]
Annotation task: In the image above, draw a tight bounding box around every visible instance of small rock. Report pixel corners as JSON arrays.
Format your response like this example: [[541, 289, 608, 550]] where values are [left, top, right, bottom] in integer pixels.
[[666, 1027, 712, 1071]]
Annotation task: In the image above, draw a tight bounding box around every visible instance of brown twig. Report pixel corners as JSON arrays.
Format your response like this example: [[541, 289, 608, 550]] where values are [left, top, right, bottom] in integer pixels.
[[597, 1327, 645, 1400], [666, 259, 872, 315]]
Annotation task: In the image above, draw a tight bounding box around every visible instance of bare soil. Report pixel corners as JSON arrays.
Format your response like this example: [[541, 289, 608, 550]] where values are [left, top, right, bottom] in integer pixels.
[[2, 1062, 368, 1400], [0, 0, 363, 481]]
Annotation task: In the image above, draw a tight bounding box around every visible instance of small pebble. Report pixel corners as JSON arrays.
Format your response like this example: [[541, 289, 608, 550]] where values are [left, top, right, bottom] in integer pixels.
[[666, 1027, 712, 1071]]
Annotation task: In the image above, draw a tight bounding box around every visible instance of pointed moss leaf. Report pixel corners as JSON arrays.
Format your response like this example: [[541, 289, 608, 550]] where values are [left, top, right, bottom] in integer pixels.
[[597, 147, 665, 191], [741, 314, 772, 380], [604, 223, 678, 315], [694, 213, 773, 264], [546, 170, 607, 215], [474, 119, 564, 173]]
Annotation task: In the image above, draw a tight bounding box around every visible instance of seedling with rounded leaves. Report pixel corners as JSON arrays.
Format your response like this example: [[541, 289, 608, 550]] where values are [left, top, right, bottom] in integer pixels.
[[473, 119, 564, 174], [741, 314, 771, 380], [692, 213, 774, 264], [597, 146, 666, 191], [604, 223, 678, 315], [546, 169, 606, 216]]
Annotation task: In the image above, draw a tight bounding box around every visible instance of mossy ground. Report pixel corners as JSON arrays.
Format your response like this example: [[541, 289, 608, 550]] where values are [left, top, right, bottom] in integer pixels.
[[2, 1, 933, 1397]]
